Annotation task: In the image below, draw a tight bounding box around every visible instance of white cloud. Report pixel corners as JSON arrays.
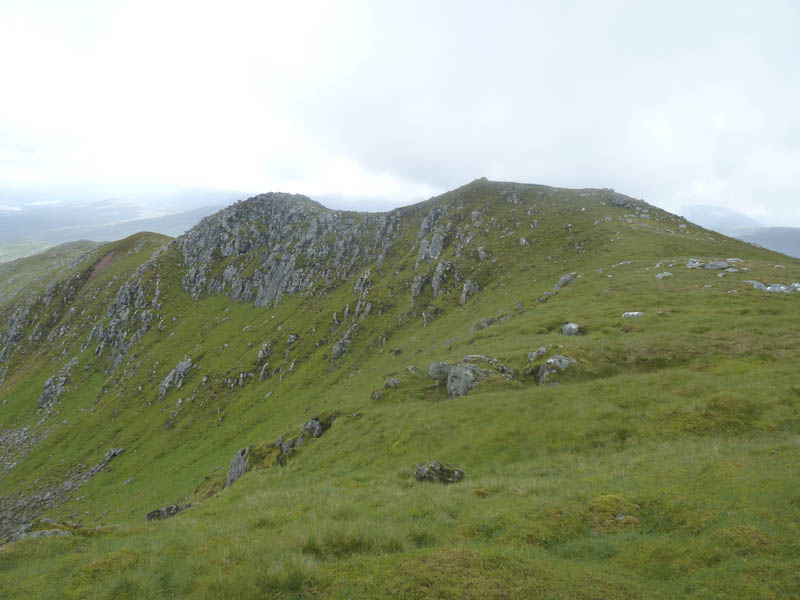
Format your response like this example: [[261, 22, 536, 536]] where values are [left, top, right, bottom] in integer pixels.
[[0, 0, 799, 223]]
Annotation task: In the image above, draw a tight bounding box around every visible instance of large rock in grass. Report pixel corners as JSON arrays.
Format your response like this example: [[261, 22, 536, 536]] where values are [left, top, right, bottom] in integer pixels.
[[414, 460, 465, 483], [226, 447, 249, 488], [146, 503, 191, 521], [428, 362, 452, 384], [561, 322, 581, 336], [446, 365, 475, 398]]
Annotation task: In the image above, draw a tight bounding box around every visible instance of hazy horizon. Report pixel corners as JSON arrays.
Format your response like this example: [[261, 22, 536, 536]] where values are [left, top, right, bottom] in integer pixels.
[[2, 0, 800, 226]]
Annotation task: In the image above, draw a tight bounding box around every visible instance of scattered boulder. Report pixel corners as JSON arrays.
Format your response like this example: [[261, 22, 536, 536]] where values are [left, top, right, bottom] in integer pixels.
[[705, 261, 730, 270], [561, 322, 581, 336], [686, 259, 704, 269], [654, 272, 673, 280], [446, 366, 475, 398], [477, 247, 488, 261], [533, 355, 575, 385], [286, 333, 299, 345], [744, 280, 767, 291], [414, 460, 465, 483], [612, 261, 632, 268], [727, 258, 744, 263], [383, 378, 400, 389], [766, 284, 791, 293], [146, 503, 191, 521], [555, 273, 576, 289], [622, 312, 643, 318], [527, 346, 549, 362], [428, 362, 452, 385], [519, 237, 530, 246]]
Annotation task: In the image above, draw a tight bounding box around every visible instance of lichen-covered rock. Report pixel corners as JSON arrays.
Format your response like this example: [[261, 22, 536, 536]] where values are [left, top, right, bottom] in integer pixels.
[[178, 192, 403, 307], [332, 330, 352, 360], [533, 355, 575, 385], [157, 358, 193, 402], [555, 273, 576, 289], [226, 447, 249, 488], [446, 365, 475, 398], [744, 280, 767, 291], [428, 362, 452, 385], [414, 460, 465, 483], [459, 280, 479, 305], [38, 358, 78, 409], [561, 322, 581, 335], [705, 261, 729, 270], [146, 503, 191, 521], [527, 346, 548, 362]]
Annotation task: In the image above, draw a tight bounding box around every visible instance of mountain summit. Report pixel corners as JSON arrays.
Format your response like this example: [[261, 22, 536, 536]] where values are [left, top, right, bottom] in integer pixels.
[[1, 179, 799, 598]]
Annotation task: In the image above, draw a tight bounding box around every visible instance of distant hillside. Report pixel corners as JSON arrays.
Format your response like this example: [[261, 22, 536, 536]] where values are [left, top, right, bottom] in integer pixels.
[[0, 204, 222, 262], [0, 240, 100, 308], [680, 204, 800, 258], [1, 180, 799, 598], [735, 226, 800, 258]]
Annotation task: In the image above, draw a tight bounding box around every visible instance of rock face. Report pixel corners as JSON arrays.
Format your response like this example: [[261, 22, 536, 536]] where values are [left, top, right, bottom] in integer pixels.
[[226, 447, 249, 488], [178, 193, 403, 307], [459, 280, 479, 305], [414, 460, 465, 483], [38, 357, 78, 409], [146, 503, 191, 521], [561, 322, 581, 336]]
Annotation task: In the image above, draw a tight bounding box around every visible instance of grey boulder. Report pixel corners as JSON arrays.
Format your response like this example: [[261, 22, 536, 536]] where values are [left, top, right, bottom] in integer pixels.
[[414, 460, 465, 483]]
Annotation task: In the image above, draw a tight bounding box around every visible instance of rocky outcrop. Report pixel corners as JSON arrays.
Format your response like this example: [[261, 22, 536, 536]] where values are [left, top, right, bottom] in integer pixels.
[[177, 193, 404, 307], [414, 460, 465, 483], [459, 280, 479, 305], [533, 355, 576, 385], [157, 358, 193, 402], [146, 503, 191, 521], [38, 357, 78, 409], [0, 447, 124, 540], [226, 447, 249, 488]]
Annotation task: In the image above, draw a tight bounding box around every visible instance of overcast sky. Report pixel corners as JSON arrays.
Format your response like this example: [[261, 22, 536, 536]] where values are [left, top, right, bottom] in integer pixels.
[[1, 0, 799, 224]]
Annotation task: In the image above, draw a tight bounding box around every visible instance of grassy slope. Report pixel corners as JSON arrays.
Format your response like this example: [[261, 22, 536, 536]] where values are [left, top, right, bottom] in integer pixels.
[[0, 240, 100, 308], [1, 181, 799, 598]]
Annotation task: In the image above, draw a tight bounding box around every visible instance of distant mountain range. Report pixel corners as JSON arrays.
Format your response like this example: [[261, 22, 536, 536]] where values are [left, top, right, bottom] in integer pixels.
[[0, 194, 237, 262], [681, 204, 800, 258]]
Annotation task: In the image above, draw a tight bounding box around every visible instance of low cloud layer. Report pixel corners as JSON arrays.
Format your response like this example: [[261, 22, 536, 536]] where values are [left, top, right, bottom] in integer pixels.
[[1, 0, 799, 224]]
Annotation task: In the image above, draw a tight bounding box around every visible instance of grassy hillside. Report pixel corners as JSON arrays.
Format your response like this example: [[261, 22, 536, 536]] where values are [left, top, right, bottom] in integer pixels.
[[1, 180, 799, 598], [0, 240, 100, 308]]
